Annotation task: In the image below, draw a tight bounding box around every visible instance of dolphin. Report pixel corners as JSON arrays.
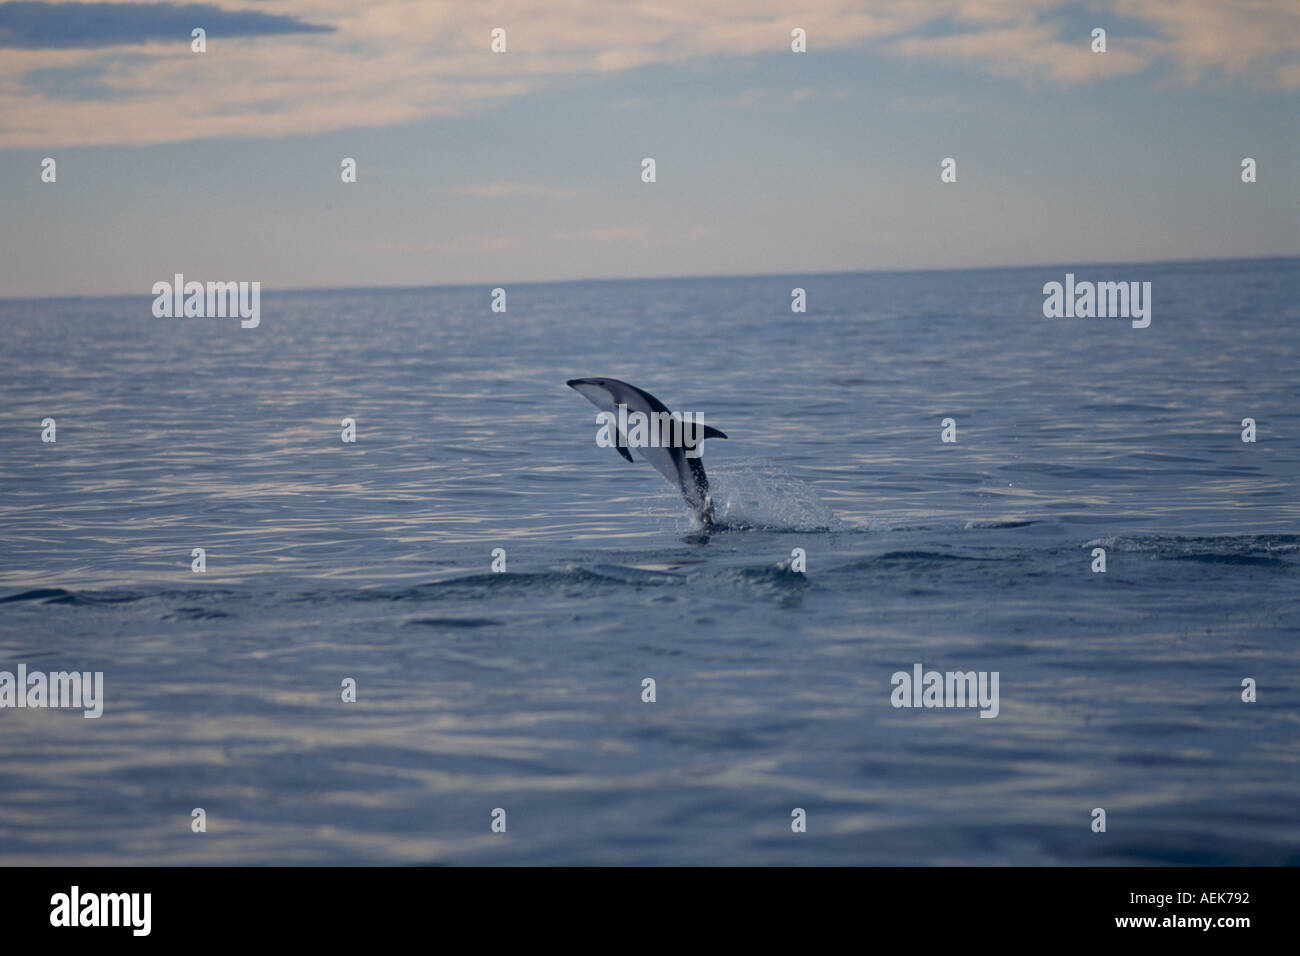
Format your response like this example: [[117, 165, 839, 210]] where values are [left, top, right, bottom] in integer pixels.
[[566, 377, 728, 528]]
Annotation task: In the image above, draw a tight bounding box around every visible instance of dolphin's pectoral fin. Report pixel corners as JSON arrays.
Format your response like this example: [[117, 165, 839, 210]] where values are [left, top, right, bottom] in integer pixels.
[[611, 427, 635, 462], [702, 425, 727, 440]]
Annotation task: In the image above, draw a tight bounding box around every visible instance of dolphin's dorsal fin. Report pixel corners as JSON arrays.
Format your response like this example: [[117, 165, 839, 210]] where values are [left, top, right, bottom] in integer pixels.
[[702, 425, 727, 440]]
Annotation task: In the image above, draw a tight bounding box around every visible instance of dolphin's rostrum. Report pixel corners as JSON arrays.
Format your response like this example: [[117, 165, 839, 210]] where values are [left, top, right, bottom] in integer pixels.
[[566, 377, 727, 528]]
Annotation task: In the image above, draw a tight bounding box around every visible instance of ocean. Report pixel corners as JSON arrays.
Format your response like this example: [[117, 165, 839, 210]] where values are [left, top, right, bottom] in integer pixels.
[[1, 257, 1297, 865]]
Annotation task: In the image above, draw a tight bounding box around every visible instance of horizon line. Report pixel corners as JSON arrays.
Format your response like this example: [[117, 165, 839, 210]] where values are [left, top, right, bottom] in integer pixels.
[[1, 253, 1295, 304]]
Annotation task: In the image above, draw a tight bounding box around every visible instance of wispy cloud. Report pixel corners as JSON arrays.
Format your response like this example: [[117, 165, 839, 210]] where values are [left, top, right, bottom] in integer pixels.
[[347, 235, 522, 256], [711, 86, 857, 109], [1128, 0, 1300, 86], [1, 1, 1295, 148], [443, 182, 586, 199], [0, 1, 332, 48], [890, 1, 1299, 88], [579, 226, 646, 243], [892, 18, 1146, 86]]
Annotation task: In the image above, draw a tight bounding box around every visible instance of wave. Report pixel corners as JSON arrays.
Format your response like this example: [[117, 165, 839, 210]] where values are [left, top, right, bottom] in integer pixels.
[[1083, 533, 1299, 566]]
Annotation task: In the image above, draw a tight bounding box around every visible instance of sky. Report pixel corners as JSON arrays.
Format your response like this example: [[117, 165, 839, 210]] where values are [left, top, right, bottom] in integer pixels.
[[0, 0, 1297, 298]]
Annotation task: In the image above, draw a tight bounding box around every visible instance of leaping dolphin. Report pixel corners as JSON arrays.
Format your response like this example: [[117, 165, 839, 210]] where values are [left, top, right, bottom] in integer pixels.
[[566, 377, 728, 528]]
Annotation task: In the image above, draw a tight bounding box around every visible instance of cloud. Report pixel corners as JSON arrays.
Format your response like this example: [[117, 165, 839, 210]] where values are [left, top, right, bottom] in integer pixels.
[[890, 0, 1299, 89], [444, 182, 586, 199], [711, 86, 856, 109], [1125, 0, 1300, 86], [0, 1, 1295, 148], [580, 226, 646, 243], [892, 19, 1148, 85], [0, 1, 332, 49], [22, 61, 125, 99], [346, 235, 522, 256]]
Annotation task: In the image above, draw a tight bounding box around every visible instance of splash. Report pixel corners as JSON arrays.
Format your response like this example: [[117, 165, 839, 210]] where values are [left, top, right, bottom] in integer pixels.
[[706, 464, 844, 531]]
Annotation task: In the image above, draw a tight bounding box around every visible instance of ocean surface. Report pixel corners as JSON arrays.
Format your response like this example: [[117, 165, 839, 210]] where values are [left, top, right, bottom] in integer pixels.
[[1, 257, 1297, 865]]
